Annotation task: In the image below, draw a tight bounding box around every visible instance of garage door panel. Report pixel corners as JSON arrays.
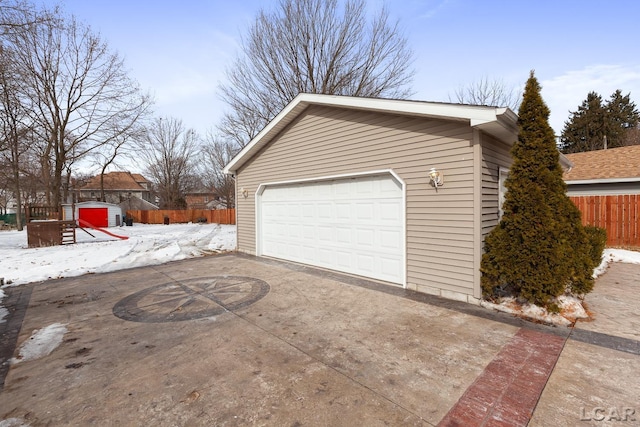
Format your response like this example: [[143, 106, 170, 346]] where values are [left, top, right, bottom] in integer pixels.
[[288, 204, 301, 219], [260, 174, 404, 284], [336, 203, 351, 219], [356, 203, 374, 220], [380, 201, 402, 221], [380, 230, 402, 250], [356, 228, 375, 247], [317, 203, 332, 219], [335, 251, 352, 268], [381, 258, 402, 277]]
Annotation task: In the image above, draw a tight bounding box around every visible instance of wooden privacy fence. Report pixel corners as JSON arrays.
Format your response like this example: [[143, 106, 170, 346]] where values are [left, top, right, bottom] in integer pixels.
[[126, 209, 235, 225], [570, 195, 640, 248]]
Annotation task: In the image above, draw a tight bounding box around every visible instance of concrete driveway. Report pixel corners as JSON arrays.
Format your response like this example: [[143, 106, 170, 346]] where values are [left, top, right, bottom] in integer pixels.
[[0, 254, 638, 426]]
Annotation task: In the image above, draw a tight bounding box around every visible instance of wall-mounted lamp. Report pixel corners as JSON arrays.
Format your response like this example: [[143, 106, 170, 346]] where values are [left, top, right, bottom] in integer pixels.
[[240, 187, 249, 198], [428, 168, 444, 189]]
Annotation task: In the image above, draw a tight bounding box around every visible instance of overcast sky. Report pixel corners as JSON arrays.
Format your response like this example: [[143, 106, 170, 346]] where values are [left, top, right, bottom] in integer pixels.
[[42, 0, 640, 138]]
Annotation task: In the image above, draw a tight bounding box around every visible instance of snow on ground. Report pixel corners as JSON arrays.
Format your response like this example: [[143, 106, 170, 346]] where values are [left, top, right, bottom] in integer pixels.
[[594, 248, 640, 277], [10, 323, 68, 364], [0, 222, 236, 322], [0, 222, 236, 287], [0, 289, 7, 323], [0, 418, 30, 427]]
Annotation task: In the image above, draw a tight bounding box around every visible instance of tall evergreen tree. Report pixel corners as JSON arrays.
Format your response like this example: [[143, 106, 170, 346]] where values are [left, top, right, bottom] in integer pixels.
[[481, 71, 594, 310], [560, 92, 606, 153], [606, 89, 640, 142], [560, 90, 639, 153]]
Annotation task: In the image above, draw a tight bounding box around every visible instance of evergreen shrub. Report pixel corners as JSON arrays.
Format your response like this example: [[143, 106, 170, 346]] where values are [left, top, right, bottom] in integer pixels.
[[585, 225, 607, 267], [481, 71, 596, 309]]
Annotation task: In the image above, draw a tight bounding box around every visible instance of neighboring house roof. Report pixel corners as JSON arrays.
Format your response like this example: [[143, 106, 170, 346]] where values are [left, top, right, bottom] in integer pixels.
[[563, 146, 640, 183], [80, 171, 150, 191], [130, 173, 150, 184], [224, 93, 519, 174], [119, 196, 159, 211]]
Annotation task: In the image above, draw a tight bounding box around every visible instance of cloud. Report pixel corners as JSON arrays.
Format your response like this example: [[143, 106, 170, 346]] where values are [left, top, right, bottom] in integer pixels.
[[542, 64, 640, 134], [417, 0, 454, 19]]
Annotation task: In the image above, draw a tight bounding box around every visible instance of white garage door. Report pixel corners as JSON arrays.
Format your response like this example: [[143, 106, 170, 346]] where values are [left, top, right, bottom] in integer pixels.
[[259, 174, 404, 284]]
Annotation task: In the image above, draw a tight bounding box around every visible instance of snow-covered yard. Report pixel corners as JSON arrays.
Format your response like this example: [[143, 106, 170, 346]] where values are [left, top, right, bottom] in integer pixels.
[[0, 222, 236, 323]]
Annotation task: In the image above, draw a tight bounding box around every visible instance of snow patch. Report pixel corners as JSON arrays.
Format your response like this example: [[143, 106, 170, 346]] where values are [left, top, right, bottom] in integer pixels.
[[480, 296, 587, 327], [0, 418, 31, 427], [0, 289, 7, 324], [11, 323, 68, 364], [594, 248, 640, 278]]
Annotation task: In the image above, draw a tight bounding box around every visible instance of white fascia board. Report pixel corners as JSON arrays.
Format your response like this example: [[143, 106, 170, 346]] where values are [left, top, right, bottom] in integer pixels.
[[565, 177, 640, 185], [558, 153, 574, 170], [471, 107, 518, 143], [224, 93, 518, 174]]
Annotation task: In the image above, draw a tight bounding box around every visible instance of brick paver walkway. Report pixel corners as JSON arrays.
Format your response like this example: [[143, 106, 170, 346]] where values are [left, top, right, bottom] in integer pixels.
[[438, 328, 565, 427]]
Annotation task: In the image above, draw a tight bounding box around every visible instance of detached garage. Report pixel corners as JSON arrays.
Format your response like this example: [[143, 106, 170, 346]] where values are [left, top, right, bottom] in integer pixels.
[[224, 94, 517, 303]]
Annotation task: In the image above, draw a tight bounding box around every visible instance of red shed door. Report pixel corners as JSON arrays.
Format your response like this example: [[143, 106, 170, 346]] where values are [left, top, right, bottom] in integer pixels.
[[79, 207, 108, 227]]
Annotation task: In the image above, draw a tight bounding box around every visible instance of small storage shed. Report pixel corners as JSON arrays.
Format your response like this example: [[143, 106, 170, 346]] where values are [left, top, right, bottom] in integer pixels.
[[62, 201, 123, 227], [224, 94, 518, 303]]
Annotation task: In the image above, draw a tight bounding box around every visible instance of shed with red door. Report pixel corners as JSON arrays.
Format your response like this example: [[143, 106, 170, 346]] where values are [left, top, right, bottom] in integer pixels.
[[62, 202, 123, 227]]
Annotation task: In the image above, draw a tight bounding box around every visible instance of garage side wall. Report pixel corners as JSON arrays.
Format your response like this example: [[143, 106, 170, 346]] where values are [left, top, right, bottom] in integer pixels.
[[236, 105, 477, 297]]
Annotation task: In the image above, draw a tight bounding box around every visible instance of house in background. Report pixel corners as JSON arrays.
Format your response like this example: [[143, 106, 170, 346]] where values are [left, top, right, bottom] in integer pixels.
[[563, 145, 640, 196], [185, 189, 225, 210], [78, 171, 155, 205], [224, 93, 519, 304]]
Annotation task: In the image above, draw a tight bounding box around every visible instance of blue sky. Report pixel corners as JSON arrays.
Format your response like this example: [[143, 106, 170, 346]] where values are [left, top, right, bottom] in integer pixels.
[[43, 0, 640, 137]]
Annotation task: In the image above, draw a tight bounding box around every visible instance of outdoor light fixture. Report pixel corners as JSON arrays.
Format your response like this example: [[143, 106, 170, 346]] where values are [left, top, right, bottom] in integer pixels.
[[240, 187, 249, 198], [428, 168, 444, 188]]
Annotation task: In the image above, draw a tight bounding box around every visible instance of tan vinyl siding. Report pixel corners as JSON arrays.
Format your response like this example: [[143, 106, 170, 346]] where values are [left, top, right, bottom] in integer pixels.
[[237, 105, 477, 295], [481, 134, 513, 239]]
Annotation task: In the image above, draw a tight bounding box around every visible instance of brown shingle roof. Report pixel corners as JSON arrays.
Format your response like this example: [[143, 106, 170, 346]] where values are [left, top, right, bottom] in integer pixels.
[[80, 171, 149, 191], [130, 173, 149, 183], [563, 146, 640, 181]]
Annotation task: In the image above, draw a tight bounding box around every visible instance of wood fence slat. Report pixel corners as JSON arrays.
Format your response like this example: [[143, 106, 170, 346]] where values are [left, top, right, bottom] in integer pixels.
[[618, 195, 625, 246], [126, 209, 236, 226], [570, 194, 640, 250], [631, 194, 636, 246]]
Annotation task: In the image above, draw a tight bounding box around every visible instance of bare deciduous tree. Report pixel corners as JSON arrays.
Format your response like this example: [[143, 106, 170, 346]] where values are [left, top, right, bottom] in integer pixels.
[[138, 117, 200, 209], [0, 0, 51, 35], [622, 127, 640, 146], [0, 32, 34, 229], [200, 134, 237, 208], [90, 120, 149, 202], [450, 76, 521, 111], [5, 5, 151, 210], [219, 0, 415, 147]]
